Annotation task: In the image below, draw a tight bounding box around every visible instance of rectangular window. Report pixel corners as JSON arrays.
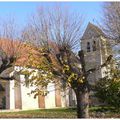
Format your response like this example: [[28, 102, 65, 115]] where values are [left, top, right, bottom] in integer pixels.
[[87, 42, 90, 52], [93, 41, 96, 51]]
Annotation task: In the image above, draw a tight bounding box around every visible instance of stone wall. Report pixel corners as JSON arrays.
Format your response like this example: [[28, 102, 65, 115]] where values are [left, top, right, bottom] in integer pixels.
[[0, 91, 5, 108], [81, 37, 103, 84]]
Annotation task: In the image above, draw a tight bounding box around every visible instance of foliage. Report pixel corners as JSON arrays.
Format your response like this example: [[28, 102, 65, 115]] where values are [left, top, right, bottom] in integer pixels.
[[18, 44, 86, 98], [95, 67, 120, 109], [17, 46, 55, 98]]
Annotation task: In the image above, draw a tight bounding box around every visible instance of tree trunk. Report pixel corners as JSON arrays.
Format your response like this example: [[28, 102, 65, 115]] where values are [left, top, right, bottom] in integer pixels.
[[75, 87, 89, 118]]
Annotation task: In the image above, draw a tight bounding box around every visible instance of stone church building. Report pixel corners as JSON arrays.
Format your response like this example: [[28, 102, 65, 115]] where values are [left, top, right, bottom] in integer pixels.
[[0, 22, 112, 110]]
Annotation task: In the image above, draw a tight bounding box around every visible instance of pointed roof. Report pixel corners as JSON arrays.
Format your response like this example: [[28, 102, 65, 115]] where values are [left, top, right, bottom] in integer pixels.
[[81, 22, 105, 40]]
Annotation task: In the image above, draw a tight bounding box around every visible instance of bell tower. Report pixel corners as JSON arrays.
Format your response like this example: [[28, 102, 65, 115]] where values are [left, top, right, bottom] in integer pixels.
[[81, 22, 111, 84]]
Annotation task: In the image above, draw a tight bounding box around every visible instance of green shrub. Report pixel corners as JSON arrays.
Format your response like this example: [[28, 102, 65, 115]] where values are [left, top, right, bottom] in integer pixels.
[[95, 69, 120, 109]]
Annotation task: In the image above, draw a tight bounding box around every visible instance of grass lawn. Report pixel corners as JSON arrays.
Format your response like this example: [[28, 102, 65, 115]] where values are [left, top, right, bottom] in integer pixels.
[[0, 107, 119, 118]]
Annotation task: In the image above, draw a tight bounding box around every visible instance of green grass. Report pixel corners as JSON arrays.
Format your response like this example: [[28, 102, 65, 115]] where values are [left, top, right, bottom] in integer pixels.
[[90, 106, 116, 112], [0, 108, 77, 118], [0, 107, 119, 118]]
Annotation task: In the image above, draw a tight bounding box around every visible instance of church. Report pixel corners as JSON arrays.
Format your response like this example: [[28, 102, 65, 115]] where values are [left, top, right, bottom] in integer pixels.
[[0, 22, 112, 110]]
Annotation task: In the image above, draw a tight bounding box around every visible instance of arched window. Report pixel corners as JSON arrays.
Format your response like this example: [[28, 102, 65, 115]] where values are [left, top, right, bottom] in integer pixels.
[[93, 41, 96, 51], [87, 42, 90, 52]]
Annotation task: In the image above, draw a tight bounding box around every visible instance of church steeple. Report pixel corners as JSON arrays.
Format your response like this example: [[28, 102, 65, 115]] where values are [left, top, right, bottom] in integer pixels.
[[81, 22, 105, 40]]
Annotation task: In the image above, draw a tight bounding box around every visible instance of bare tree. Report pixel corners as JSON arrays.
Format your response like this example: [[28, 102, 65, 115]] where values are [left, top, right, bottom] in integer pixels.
[[22, 6, 50, 48], [48, 6, 84, 51], [101, 2, 120, 69], [102, 2, 120, 43]]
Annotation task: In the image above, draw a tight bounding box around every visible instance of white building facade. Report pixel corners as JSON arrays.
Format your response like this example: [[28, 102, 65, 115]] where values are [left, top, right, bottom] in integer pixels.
[[4, 66, 76, 110]]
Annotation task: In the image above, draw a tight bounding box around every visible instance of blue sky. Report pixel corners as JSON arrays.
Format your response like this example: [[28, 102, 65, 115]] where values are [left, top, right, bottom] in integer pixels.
[[0, 2, 103, 30]]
